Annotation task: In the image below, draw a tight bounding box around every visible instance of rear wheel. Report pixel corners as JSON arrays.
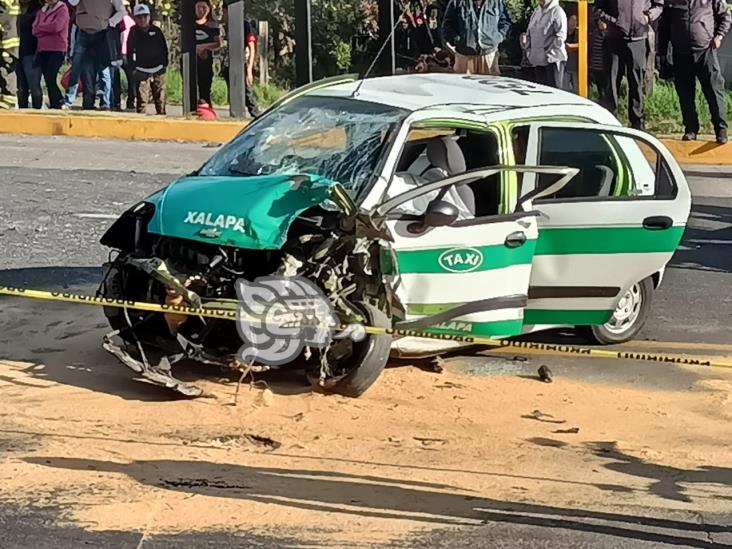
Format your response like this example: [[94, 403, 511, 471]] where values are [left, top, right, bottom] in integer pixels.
[[588, 278, 653, 344]]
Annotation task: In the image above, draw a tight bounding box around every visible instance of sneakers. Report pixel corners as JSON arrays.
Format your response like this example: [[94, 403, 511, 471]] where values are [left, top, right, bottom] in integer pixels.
[[682, 132, 697, 141], [716, 130, 728, 145]]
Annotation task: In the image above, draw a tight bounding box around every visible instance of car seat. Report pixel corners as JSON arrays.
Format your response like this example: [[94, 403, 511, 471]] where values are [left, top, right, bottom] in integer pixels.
[[423, 137, 476, 215]]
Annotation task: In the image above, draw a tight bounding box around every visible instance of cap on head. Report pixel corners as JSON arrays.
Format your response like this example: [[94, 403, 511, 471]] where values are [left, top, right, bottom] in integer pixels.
[[133, 4, 151, 16]]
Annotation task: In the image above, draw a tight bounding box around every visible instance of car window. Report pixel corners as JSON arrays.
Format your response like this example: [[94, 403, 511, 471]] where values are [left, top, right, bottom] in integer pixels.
[[535, 128, 627, 199], [198, 95, 407, 201], [390, 127, 502, 218]]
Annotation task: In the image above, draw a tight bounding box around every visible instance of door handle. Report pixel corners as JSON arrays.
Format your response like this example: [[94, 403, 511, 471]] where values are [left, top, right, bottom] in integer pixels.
[[643, 216, 673, 231], [505, 231, 527, 248]]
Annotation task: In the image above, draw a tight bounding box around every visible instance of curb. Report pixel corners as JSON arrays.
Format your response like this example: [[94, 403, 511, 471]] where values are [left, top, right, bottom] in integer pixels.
[[2, 111, 732, 164], [0, 111, 244, 144], [660, 138, 732, 165]]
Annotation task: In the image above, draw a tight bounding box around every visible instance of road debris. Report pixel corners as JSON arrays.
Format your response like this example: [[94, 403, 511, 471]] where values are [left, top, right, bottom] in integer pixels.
[[553, 427, 581, 434], [522, 410, 567, 425], [538, 365, 553, 383]]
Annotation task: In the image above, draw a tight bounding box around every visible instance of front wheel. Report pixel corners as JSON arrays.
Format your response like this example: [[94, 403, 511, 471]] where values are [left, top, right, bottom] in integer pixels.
[[307, 302, 392, 397], [588, 278, 654, 344]]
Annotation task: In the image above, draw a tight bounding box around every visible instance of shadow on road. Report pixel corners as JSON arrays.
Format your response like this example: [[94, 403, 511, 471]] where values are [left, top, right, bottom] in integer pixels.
[[588, 441, 732, 503], [0, 266, 315, 401], [671, 205, 732, 273], [25, 451, 732, 548], [0, 266, 101, 288]]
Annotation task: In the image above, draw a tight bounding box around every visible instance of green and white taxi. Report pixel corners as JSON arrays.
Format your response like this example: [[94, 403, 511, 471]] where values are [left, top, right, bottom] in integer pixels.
[[100, 73, 691, 397]]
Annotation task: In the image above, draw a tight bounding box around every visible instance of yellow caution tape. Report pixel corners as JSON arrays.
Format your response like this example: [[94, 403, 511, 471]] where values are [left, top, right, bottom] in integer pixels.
[[1, 285, 731, 370]]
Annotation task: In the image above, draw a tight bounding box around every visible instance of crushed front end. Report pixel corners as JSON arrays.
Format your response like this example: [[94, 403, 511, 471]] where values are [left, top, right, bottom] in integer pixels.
[[97, 174, 402, 398]]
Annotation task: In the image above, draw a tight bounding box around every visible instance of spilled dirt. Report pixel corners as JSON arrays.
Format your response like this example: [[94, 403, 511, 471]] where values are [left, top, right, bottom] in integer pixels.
[[1, 315, 732, 547]]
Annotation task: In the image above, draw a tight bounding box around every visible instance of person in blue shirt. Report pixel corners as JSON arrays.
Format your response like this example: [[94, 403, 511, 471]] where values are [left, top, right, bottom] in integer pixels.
[[441, 0, 511, 75]]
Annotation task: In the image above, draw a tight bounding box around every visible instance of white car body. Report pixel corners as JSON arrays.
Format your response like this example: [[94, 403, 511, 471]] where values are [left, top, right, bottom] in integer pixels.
[[278, 73, 693, 354]]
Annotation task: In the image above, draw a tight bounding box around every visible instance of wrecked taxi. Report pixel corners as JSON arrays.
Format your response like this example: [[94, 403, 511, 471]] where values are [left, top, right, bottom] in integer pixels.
[[98, 73, 691, 397]]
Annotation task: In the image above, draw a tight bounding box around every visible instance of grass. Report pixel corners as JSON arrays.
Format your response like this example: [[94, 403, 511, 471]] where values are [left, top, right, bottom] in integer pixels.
[[165, 68, 286, 109], [594, 80, 732, 134]]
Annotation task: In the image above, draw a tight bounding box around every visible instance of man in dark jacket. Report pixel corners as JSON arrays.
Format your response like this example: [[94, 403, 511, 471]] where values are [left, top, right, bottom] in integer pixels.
[[595, 0, 663, 129], [442, 0, 511, 75], [660, 0, 731, 143]]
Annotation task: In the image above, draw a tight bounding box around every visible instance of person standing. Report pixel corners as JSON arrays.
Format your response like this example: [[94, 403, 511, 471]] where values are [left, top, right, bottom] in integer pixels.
[[564, 13, 579, 92], [0, 0, 20, 109], [32, 0, 69, 108], [220, 4, 260, 118], [16, 0, 41, 108], [112, 0, 134, 111], [660, 0, 731, 144], [589, 17, 609, 106], [63, 0, 125, 110], [194, 0, 220, 107], [520, 0, 567, 88], [442, 0, 511, 75], [594, 0, 663, 130], [127, 3, 166, 115]]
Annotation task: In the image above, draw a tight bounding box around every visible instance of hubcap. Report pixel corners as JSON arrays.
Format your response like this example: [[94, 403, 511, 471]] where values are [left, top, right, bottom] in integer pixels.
[[604, 284, 642, 335]]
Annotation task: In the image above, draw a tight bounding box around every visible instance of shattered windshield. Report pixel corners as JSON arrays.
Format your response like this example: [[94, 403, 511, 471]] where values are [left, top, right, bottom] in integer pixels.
[[198, 95, 407, 198]]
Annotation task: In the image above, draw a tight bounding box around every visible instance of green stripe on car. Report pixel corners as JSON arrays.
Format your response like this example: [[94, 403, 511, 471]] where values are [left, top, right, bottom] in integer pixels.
[[423, 319, 524, 337], [535, 226, 685, 255]]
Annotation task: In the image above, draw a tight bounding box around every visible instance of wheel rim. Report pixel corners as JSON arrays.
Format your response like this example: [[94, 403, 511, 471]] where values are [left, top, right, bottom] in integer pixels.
[[604, 284, 643, 335]]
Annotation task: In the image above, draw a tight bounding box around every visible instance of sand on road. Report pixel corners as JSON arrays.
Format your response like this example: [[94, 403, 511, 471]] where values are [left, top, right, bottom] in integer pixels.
[[0, 311, 731, 547]]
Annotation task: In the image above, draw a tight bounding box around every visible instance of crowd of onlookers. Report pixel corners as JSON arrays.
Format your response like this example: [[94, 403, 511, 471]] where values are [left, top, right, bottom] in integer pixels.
[[11, 0, 259, 117], [5, 0, 732, 141], [441, 0, 731, 143]]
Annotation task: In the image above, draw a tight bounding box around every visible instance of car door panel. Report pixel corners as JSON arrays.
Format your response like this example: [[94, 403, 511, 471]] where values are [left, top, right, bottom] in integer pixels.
[[376, 168, 540, 346], [389, 216, 537, 336], [519, 123, 691, 329], [375, 166, 579, 355]]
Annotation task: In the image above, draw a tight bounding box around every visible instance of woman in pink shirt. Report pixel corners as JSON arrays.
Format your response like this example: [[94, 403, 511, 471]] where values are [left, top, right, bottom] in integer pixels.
[[32, 0, 70, 108]]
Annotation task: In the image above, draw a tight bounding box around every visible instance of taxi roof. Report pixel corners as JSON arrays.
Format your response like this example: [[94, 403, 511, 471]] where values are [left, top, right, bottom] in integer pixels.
[[313, 73, 602, 115]]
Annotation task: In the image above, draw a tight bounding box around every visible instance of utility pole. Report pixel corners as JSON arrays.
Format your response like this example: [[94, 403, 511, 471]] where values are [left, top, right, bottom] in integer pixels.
[[181, 0, 198, 113], [578, 0, 588, 97], [294, 0, 313, 86], [377, 0, 396, 76], [227, 0, 246, 118]]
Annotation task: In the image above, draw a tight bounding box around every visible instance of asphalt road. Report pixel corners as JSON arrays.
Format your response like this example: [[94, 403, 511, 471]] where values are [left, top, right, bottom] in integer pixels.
[[1, 134, 731, 548]]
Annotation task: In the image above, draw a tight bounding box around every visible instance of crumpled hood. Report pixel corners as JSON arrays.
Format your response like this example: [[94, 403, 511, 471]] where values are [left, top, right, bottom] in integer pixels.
[[146, 174, 337, 250]]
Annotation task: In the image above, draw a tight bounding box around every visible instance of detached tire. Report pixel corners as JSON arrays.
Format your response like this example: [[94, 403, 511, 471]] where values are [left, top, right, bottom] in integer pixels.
[[310, 302, 392, 398], [588, 278, 654, 344]]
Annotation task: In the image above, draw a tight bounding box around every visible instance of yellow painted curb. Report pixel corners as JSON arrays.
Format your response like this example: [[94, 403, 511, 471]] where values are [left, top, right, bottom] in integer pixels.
[[659, 138, 732, 165], [0, 111, 244, 143], [2, 111, 732, 164]]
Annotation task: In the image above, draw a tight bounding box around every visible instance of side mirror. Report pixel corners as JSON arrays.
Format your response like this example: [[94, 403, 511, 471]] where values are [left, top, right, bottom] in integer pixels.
[[424, 200, 459, 228]]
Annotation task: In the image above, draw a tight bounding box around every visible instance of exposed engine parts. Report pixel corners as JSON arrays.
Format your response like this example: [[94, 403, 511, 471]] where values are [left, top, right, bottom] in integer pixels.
[[98, 201, 400, 398]]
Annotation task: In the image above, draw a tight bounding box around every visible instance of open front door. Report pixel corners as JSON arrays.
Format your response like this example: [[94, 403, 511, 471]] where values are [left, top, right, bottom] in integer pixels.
[[516, 122, 692, 331], [376, 166, 577, 354]]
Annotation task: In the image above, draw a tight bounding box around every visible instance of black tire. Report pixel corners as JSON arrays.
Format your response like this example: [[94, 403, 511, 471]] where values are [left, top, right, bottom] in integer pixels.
[[100, 259, 171, 346], [588, 278, 654, 345], [309, 302, 392, 397]]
